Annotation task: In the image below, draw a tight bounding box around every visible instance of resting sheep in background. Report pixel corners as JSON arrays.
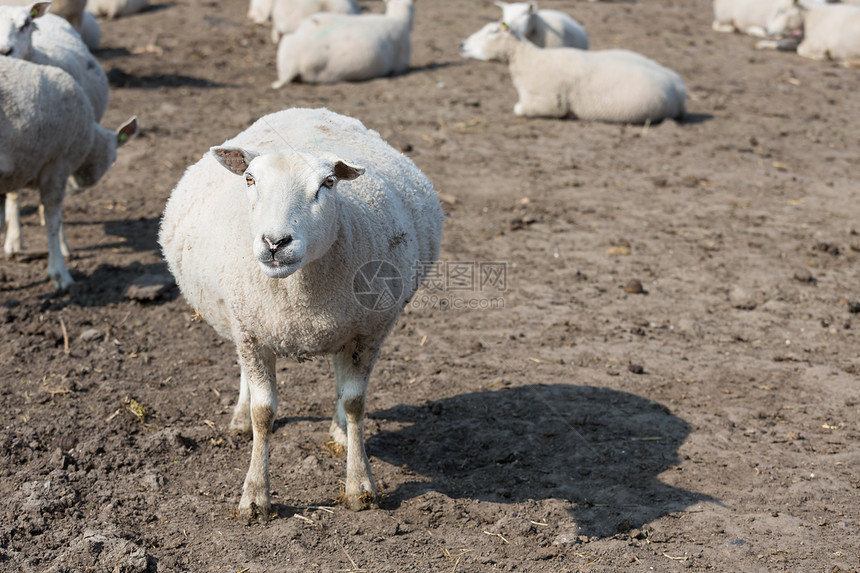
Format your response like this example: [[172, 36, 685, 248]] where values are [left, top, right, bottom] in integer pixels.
[[270, 0, 359, 44], [765, 2, 860, 61], [0, 57, 138, 290], [272, 0, 413, 87], [494, 1, 588, 49], [159, 107, 444, 518], [86, 0, 150, 19], [460, 22, 686, 124], [1, 3, 111, 258]]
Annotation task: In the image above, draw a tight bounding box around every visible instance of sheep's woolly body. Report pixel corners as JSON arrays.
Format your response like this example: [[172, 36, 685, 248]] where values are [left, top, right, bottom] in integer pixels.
[[461, 24, 685, 124], [0, 57, 94, 289], [273, 0, 413, 87], [30, 14, 109, 120], [712, 0, 791, 36], [797, 4, 860, 61], [159, 107, 443, 515], [270, 0, 359, 44], [86, 0, 150, 19], [160, 108, 442, 356]]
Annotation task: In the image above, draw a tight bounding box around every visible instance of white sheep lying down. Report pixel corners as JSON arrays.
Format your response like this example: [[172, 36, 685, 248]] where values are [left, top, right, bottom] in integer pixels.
[[494, 1, 589, 49], [0, 57, 138, 290], [270, 0, 359, 44], [273, 0, 413, 87], [712, 0, 833, 37], [159, 107, 444, 517], [86, 0, 150, 19], [766, 3, 860, 60], [460, 22, 686, 124]]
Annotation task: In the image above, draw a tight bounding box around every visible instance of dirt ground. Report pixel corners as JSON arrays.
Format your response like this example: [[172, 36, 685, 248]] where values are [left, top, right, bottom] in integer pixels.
[[1, 0, 859, 570]]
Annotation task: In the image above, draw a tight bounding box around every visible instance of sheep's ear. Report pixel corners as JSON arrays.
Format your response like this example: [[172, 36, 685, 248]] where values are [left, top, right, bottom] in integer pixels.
[[333, 160, 364, 181], [116, 116, 139, 147], [29, 1, 52, 18], [528, 1, 537, 14], [494, 1, 508, 8], [211, 146, 259, 175], [500, 21, 510, 32]]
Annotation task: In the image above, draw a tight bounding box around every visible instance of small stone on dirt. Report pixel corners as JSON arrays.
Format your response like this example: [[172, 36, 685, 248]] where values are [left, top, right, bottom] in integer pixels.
[[123, 274, 175, 302], [628, 363, 645, 374], [624, 279, 645, 294], [848, 301, 860, 314], [79, 328, 103, 342], [794, 268, 814, 283]]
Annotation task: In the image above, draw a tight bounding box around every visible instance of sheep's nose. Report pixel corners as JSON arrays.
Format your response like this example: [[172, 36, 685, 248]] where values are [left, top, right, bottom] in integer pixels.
[[263, 234, 292, 254]]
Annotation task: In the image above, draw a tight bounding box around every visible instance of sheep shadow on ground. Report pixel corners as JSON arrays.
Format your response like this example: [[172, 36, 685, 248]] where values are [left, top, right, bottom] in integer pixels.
[[106, 68, 229, 89], [368, 383, 718, 538]]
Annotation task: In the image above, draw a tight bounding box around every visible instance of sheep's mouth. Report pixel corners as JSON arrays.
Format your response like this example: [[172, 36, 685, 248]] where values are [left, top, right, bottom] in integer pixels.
[[259, 257, 302, 279]]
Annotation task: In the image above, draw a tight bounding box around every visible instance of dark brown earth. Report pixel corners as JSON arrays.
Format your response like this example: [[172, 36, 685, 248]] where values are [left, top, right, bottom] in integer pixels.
[[2, 0, 859, 571]]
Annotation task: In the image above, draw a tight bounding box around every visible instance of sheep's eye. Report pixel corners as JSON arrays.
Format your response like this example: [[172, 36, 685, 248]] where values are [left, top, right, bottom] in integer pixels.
[[19, 18, 31, 31], [245, 174, 255, 186], [322, 176, 336, 189]]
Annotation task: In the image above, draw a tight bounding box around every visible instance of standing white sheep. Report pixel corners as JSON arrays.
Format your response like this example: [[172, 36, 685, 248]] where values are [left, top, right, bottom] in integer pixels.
[[766, 2, 860, 60], [270, 0, 359, 44], [159, 107, 444, 517], [1, 4, 111, 258], [494, 1, 588, 49], [272, 0, 413, 87], [0, 56, 138, 290], [460, 22, 686, 124]]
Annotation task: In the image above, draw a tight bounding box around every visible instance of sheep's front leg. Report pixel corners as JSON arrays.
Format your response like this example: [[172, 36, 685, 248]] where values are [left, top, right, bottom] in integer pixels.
[[332, 337, 383, 510], [236, 344, 277, 522], [40, 181, 73, 291]]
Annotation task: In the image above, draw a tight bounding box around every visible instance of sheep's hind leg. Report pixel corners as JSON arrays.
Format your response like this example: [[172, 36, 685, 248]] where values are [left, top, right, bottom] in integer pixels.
[[236, 344, 277, 522], [229, 369, 253, 435], [3, 193, 22, 257], [332, 337, 384, 510]]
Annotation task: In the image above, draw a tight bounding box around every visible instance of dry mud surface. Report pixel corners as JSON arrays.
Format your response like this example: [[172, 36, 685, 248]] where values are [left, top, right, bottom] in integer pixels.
[[1, 0, 859, 571]]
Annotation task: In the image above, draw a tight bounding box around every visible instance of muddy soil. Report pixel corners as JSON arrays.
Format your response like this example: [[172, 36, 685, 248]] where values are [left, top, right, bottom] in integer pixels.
[[1, 0, 859, 571]]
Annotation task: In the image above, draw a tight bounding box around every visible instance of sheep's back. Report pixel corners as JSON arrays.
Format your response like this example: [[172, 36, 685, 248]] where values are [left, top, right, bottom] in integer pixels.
[[0, 57, 94, 191]]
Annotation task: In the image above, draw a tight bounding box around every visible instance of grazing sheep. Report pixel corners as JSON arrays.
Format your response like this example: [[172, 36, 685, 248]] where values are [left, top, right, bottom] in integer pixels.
[[1, 6, 110, 258], [0, 56, 138, 290], [85, 0, 149, 19], [460, 22, 686, 123], [270, 0, 359, 44], [272, 0, 413, 87], [494, 1, 588, 49], [159, 107, 444, 518], [766, 3, 860, 60]]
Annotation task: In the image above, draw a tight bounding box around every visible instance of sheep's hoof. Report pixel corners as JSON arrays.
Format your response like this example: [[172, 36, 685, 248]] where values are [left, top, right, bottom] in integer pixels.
[[341, 491, 378, 512], [236, 500, 271, 524]]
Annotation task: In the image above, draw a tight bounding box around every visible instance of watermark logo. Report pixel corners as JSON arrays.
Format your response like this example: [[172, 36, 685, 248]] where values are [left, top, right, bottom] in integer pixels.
[[353, 260, 404, 311], [412, 261, 507, 311]]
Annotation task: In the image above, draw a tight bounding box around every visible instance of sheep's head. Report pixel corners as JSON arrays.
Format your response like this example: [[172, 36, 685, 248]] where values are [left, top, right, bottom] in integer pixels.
[[765, 0, 805, 38], [70, 117, 139, 190], [459, 21, 515, 62], [0, 2, 51, 59], [494, 1, 535, 39], [211, 146, 364, 280]]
